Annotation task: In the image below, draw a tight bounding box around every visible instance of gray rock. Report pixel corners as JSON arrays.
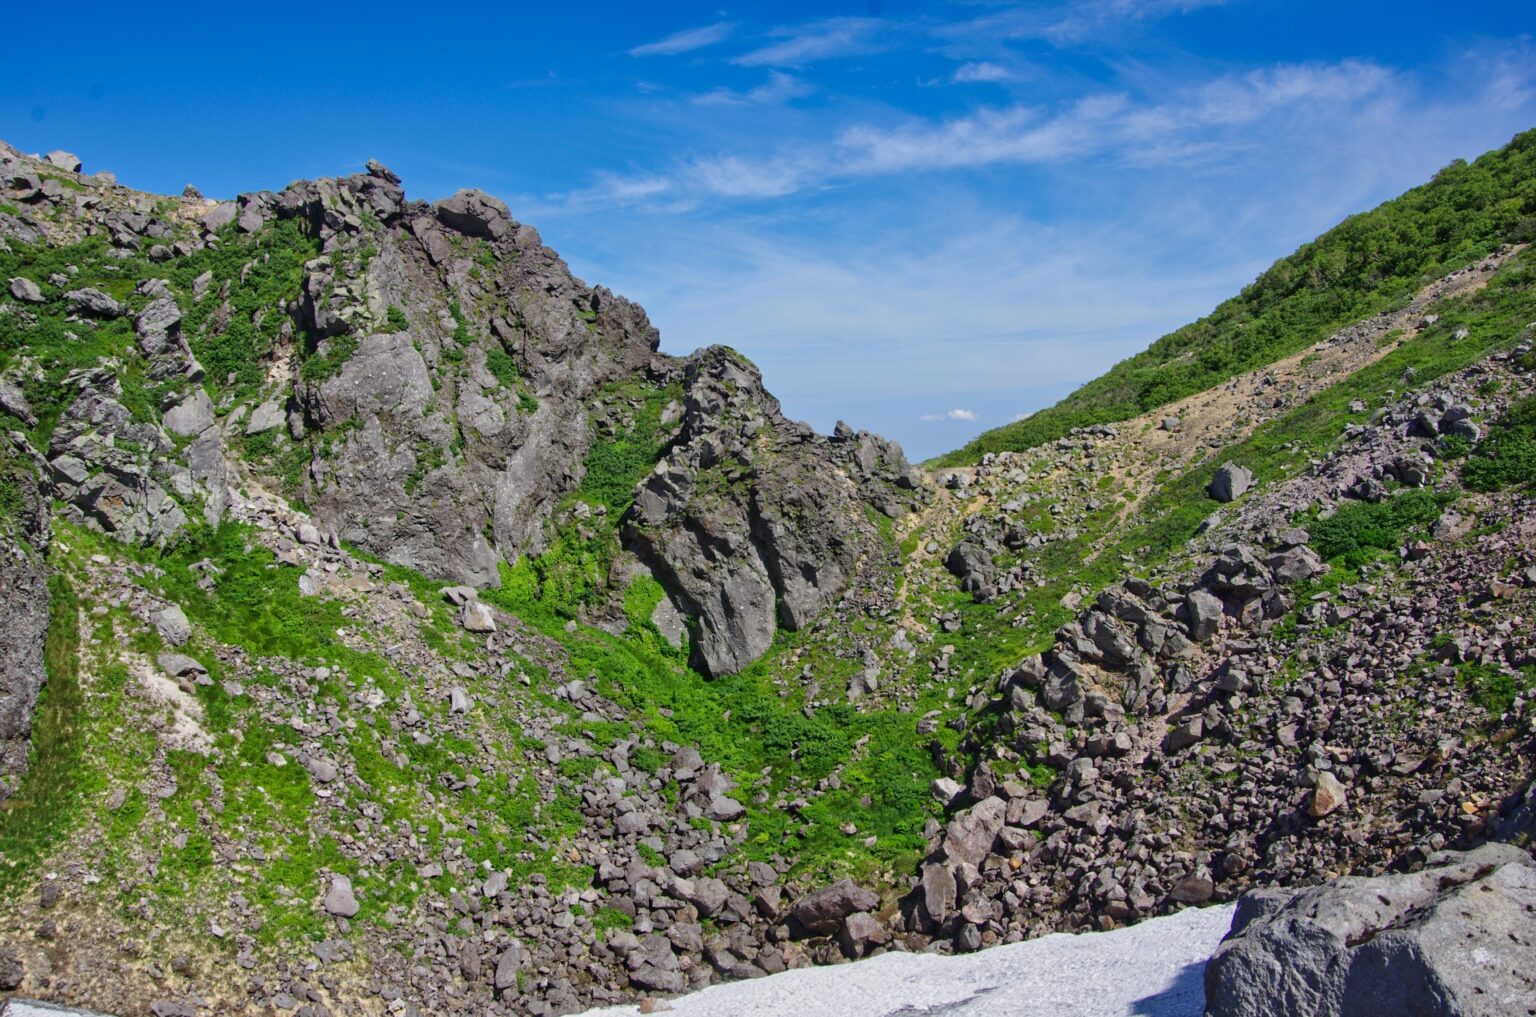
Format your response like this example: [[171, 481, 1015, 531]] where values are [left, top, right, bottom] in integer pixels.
[[1164, 716, 1204, 753], [459, 601, 496, 633], [156, 653, 206, 678], [323, 874, 359, 917], [838, 911, 888, 958], [7, 277, 42, 303], [920, 862, 957, 925], [0, 379, 36, 425], [942, 796, 1006, 868], [162, 390, 214, 437], [245, 400, 285, 435], [435, 189, 516, 242], [494, 940, 524, 992], [64, 288, 123, 318], [1208, 462, 1254, 502], [931, 777, 965, 806], [0, 946, 20, 989], [1184, 588, 1224, 641], [789, 880, 879, 936], [154, 604, 193, 647], [44, 151, 81, 173], [1308, 771, 1347, 817], [1205, 844, 1536, 1017], [305, 757, 339, 783], [0, 461, 50, 796], [202, 202, 238, 232]]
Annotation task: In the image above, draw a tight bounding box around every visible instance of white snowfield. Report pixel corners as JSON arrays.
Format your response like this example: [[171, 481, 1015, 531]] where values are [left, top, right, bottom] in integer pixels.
[[578, 903, 1236, 1017]]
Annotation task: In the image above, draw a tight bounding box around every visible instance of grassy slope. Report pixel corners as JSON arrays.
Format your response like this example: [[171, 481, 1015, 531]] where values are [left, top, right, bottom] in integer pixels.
[[931, 127, 1536, 467]]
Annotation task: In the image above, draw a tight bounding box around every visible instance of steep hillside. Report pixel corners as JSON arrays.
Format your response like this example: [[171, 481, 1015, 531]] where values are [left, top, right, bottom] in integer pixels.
[[933, 128, 1536, 467], [0, 137, 1532, 1017]]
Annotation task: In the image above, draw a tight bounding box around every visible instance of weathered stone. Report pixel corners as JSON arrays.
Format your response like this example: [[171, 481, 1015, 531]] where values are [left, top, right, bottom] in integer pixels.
[[789, 880, 879, 936], [1208, 462, 1254, 503], [838, 911, 888, 958], [323, 875, 359, 917], [44, 151, 82, 173], [1184, 589, 1224, 641], [494, 940, 524, 992], [942, 796, 1006, 867], [154, 604, 192, 647], [460, 600, 496, 633], [1206, 844, 1536, 1017], [7, 277, 42, 303], [1308, 771, 1348, 818]]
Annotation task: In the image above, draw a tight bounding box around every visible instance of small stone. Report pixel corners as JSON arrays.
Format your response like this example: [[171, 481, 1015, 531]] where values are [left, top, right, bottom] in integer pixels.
[[323, 874, 359, 917], [1309, 771, 1348, 818]]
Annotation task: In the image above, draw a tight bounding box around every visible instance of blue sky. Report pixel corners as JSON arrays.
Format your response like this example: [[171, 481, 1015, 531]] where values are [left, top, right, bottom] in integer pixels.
[[3, 2, 1534, 459]]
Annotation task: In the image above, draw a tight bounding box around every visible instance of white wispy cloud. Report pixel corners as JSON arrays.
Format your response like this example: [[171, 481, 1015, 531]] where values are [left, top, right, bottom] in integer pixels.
[[923, 408, 979, 421], [949, 0, 1229, 46], [629, 22, 736, 58], [559, 58, 1425, 211], [735, 17, 886, 67], [953, 61, 1017, 84], [695, 71, 816, 107]]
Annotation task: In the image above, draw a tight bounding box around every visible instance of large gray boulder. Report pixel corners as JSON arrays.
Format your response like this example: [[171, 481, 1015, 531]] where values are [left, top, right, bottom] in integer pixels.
[[1204, 843, 1536, 1017], [1208, 462, 1254, 502]]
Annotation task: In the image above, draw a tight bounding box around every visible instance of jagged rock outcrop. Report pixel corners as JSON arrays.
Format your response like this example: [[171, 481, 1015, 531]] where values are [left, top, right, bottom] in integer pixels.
[[2, 141, 914, 676], [0, 445, 51, 797], [1204, 843, 1536, 1017], [625, 347, 919, 675], [281, 172, 663, 586]]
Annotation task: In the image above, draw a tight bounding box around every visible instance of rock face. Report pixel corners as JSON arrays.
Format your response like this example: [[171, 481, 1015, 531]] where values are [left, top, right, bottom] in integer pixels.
[[1204, 843, 1536, 1017], [626, 349, 918, 675], [0, 452, 51, 797]]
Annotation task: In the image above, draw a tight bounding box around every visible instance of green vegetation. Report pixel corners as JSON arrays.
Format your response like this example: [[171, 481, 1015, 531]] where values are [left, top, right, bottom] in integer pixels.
[[1462, 395, 1536, 491], [935, 127, 1536, 466], [1309, 490, 1452, 567], [173, 219, 320, 398], [386, 304, 410, 331], [485, 346, 520, 388], [1087, 247, 1536, 582], [1458, 662, 1536, 717], [0, 574, 85, 895]]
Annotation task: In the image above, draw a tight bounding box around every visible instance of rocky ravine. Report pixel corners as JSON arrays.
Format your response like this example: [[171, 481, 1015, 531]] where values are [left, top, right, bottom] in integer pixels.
[[0, 142, 1532, 1017]]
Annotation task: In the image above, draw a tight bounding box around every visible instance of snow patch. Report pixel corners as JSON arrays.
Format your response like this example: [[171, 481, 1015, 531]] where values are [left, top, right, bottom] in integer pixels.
[[578, 903, 1235, 1017]]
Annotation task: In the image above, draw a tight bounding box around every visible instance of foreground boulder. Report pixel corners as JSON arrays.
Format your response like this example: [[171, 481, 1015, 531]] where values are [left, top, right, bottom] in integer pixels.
[[1204, 842, 1536, 1017]]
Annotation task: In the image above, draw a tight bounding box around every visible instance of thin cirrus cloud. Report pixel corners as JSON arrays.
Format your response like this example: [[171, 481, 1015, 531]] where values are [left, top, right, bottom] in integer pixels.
[[628, 21, 736, 58], [694, 71, 816, 107], [949, 0, 1231, 45], [921, 409, 980, 422], [559, 59, 1417, 211], [733, 17, 887, 68], [953, 61, 1018, 84]]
